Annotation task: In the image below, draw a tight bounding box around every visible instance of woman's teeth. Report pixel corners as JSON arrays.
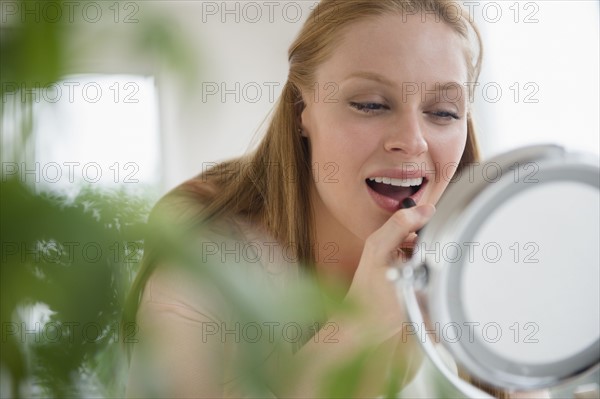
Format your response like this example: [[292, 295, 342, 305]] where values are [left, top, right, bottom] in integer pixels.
[[367, 177, 423, 187]]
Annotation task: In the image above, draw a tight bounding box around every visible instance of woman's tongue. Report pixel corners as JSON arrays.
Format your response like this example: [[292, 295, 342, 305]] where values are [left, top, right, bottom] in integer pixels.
[[370, 181, 414, 202]]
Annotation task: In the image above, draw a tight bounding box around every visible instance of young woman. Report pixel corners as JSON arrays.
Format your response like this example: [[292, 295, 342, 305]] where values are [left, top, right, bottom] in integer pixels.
[[123, 0, 500, 397]]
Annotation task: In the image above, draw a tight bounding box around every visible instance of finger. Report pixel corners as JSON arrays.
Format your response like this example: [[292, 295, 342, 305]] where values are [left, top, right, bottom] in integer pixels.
[[400, 198, 426, 235], [397, 233, 419, 259], [400, 233, 418, 246], [367, 205, 435, 263]]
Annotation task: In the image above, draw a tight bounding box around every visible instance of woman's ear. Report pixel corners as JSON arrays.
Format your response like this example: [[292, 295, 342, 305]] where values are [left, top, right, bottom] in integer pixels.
[[295, 98, 308, 137]]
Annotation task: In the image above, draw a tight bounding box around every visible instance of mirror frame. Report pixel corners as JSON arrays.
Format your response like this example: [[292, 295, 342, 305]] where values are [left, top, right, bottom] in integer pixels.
[[390, 144, 600, 394]]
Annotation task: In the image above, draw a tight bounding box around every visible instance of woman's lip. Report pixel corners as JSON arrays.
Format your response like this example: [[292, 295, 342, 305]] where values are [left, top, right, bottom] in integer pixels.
[[366, 179, 428, 213]]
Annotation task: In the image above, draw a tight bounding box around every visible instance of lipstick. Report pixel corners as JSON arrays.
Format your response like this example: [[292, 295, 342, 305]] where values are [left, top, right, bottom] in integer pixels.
[[401, 198, 417, 209]]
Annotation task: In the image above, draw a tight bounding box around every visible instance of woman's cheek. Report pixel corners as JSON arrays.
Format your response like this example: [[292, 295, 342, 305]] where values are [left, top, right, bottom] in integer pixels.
[[427, 137, 466, 204]]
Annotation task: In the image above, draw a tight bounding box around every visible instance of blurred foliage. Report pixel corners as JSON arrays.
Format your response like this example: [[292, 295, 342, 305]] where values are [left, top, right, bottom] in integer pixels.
[[1, 179, 151, 397], [0, 0, 198, 97], [0, 0, 195, 397], [1, 2, 64, 95]]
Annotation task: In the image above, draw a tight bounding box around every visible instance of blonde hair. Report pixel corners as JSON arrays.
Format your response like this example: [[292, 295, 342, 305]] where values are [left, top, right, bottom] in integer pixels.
[[124, 0, 484, 374]]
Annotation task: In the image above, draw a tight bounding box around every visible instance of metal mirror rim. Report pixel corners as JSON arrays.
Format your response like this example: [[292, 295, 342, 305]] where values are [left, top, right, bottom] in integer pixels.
[[394, 144, 600, 392]]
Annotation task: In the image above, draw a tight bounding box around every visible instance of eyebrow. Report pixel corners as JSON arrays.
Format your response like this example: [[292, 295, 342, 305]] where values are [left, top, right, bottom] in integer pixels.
[[342, 71, 464, 92]]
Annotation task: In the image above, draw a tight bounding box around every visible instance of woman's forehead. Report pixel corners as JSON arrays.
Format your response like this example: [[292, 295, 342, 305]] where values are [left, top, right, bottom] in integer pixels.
[[316, 14, 469, 85]]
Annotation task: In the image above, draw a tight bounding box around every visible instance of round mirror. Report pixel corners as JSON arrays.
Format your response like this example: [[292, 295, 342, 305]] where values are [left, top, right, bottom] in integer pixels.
[[391, 145, 600, 396]]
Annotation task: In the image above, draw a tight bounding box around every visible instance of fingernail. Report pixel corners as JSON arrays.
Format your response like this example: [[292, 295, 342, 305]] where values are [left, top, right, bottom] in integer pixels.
[[401, 198, 416, 209]]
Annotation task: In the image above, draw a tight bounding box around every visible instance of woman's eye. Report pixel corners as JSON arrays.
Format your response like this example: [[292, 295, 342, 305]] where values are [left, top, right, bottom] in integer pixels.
[[427, 110, 460, 120], [350, 102, 388, 114]]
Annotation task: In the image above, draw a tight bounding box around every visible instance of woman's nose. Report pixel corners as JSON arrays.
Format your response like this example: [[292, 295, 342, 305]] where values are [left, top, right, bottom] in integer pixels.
[[383, 110, 428, 156]]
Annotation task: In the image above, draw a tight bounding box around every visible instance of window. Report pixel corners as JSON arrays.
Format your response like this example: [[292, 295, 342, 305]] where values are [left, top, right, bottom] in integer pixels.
[[28, 74, 161, 196]]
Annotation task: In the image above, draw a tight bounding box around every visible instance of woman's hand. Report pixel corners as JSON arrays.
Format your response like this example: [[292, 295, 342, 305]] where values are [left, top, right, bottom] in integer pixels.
[[344, 204, 436, 339]]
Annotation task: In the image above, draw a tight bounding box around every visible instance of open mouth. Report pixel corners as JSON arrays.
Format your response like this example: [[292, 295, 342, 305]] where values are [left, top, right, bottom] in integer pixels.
[[366, 176, 427, 211]]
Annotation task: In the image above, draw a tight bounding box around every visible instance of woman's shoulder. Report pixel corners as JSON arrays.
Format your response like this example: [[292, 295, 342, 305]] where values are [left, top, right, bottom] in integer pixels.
[[137, 214, 300, 333], [144, 179, 298, 290], [164, 174, 298, 271], [150, 175, 217, 224]]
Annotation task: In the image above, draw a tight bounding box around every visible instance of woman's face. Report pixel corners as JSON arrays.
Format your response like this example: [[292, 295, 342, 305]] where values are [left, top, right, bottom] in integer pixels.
[[301, 14, 469, 241]]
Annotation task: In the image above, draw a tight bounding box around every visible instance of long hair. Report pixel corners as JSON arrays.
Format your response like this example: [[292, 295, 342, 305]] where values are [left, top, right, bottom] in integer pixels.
[[123, 0, 485, 388]]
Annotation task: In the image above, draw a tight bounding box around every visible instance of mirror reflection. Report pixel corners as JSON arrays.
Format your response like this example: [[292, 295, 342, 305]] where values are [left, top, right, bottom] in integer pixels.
[[461, 181, 600, 365]]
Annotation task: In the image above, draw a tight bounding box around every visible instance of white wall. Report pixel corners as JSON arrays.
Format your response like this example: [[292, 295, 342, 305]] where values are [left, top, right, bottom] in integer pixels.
[[472, 0, 600, 160], [151, 1, 315, 192]]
